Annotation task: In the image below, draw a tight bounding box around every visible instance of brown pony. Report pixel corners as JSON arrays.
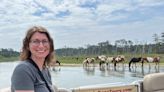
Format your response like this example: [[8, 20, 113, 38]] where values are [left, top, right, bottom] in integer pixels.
[[113, 55, 125, 67], [142, 57, 160, 67], [96, 55, 107, 68], [49, 60, 61, 71], [83, 57, 95, 67]]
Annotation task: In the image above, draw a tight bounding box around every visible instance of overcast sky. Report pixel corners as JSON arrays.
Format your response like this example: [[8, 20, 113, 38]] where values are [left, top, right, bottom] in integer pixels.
[[0, 0, 164, 51]]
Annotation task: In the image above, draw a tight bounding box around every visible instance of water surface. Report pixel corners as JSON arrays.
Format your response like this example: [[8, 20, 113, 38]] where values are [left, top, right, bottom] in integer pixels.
[[51, 64, 160, 88], [0, 62, 162, 89]]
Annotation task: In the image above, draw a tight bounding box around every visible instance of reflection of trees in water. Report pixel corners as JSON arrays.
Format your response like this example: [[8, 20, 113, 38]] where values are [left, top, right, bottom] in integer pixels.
[[129, 65, 160, 77], [99, 66, 125, 77], [83, 66, 95, 76]]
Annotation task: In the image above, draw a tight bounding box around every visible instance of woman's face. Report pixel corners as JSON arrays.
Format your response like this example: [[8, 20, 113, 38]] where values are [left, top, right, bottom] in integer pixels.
[[29, 32, 50, 60]]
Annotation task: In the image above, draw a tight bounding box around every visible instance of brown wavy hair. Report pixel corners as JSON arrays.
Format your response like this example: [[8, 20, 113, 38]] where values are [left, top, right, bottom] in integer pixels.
[[20, 26, 56, 66]]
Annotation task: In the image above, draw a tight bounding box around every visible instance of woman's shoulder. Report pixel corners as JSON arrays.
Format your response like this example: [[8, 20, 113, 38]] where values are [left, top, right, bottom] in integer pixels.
[[14, 60, 36, 72], [11, 60, 37, 85], [16, 60, 31, 68], [12, 60, 38, 79]]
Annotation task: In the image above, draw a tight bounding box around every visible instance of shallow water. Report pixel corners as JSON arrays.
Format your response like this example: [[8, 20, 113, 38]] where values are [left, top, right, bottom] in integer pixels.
[[50, 64, 161, 88], [0, 62, 162, 89]]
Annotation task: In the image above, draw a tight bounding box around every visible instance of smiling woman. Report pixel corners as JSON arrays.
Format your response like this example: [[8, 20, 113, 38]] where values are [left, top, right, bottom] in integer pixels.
[[11, 26, 56, 92]]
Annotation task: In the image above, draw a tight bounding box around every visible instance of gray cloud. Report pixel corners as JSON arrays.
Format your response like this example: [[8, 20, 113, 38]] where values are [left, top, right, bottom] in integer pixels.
[[0, 0, 164, 51]]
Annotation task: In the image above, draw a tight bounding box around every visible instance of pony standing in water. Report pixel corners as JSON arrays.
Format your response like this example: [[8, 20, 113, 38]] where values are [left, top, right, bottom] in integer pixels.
[[113, 55, 125, 68], [142, 57, 160, 68], [129, 57, 143, 68], [83, 57, 95, 67], [96, 55, 107, 68], [106, 57, 115, 68], [49, 60, 61, 71]]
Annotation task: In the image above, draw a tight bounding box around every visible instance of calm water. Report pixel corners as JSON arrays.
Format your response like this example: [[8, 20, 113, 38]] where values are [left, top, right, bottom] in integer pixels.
[[0, 61, 163, 89]]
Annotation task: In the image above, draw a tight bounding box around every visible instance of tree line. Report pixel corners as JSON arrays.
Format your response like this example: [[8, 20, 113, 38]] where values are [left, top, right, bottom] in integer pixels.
[[0, 32, 164, 57], [56, 32, 164, 56], [0, 48, 19, 57]]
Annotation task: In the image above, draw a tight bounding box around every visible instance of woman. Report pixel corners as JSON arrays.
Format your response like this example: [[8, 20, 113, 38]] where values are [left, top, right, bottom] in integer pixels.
[[11, 26, 55, 92]]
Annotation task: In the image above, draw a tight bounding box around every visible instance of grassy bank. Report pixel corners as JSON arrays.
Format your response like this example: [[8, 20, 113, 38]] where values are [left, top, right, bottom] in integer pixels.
[[56, 54, 164, 64], [0, 54, 164, 64], [0, 56, 19, 62]]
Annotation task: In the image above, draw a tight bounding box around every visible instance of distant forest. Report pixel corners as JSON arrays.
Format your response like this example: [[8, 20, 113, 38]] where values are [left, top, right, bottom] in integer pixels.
[[0, 48, 19, 57], [0, 32, 164, 57], [56, 32, 164, 56]]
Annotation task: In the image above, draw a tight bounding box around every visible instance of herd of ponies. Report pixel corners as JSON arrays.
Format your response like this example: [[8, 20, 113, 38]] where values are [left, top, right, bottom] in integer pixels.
[[82, 55, 160, 69], [49, 55, 161, 71]]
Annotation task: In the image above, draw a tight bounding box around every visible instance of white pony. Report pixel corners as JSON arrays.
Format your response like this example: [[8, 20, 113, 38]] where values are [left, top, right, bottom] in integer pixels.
[[142, 56, 160, 68], [106, 57, 115, 68], [96, 55, 107, 68], [114, 55, 125, 68], [83, 57, 95, 67], [49, 60, 61, 71]]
